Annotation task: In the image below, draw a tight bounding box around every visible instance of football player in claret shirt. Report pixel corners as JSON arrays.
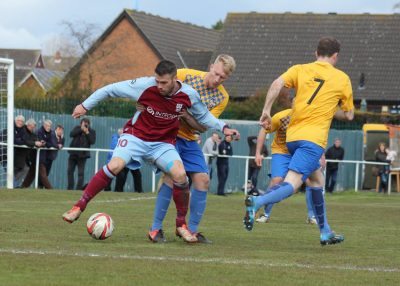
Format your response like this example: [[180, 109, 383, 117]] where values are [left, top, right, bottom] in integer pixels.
[[61, 60, 239, 233], [149, 55, 237, 243], [244, 37, 354, 246]]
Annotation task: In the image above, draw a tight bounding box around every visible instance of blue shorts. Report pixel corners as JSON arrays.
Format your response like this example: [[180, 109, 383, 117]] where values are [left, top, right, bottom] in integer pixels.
[[270, 153, 292, 179], [286, 140, 324, 182], [175, 137, 208, 174], [112, 134, 181, 173]]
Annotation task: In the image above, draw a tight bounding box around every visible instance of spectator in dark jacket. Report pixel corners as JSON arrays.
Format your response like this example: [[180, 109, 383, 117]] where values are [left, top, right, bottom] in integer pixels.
[[46, 125, 65, 176], [325, 138, 345, 193], [216, 135, 233, 196], [247, 135, 268, 195], [33, 120, 59, 189], [375, 142, 391, 193], [1, 115, 26, 176], [20, 119, 46, 188], [67, 118, 96, 190]]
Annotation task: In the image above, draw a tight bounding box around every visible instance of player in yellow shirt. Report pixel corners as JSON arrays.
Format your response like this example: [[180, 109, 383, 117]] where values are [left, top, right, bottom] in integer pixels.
[[149, 54, 237, 243], [244, 37, 354, 245], [254, 108, 316, 224]]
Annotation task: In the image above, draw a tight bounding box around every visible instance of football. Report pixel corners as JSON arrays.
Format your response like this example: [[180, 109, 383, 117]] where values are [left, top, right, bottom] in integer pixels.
[[86, 213, 114, 240]]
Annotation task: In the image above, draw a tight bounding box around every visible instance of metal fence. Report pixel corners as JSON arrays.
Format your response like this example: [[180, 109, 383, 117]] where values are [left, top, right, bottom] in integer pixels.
[[1, 143, 396, 194]]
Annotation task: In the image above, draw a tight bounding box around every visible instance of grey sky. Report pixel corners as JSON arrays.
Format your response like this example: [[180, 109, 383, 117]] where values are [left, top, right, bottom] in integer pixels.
[[0, 0, 399, 53]]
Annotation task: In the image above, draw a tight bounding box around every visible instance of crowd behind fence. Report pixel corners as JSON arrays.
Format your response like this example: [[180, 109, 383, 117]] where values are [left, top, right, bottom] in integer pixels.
[[1, 143, 395, 194]]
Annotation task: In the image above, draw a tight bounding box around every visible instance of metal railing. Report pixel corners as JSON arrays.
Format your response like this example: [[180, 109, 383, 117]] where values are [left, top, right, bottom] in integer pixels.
[[1, 142, 395, 194]]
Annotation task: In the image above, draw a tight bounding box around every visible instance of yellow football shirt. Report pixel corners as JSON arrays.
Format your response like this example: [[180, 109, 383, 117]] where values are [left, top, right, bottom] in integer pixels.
[[281, 61, 354, 148], [265, 109, 291, 155], [177, 69, 229, 141]]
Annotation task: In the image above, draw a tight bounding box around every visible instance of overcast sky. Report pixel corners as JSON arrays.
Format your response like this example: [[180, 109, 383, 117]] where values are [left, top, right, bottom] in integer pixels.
[[0, 0, 399, 54]]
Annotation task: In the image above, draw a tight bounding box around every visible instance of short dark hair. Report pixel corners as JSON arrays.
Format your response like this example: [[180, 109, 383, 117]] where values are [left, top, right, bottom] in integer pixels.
[[56, 124, 64, 130], [317, 37, 341, 57], [155, 60, 177, 77], [81, 118, 90, 125]]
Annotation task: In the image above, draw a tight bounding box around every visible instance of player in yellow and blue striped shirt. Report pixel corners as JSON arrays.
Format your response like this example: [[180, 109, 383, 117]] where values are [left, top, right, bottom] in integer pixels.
[[244, 37, 354, 246], [254, 108, 317, 224]]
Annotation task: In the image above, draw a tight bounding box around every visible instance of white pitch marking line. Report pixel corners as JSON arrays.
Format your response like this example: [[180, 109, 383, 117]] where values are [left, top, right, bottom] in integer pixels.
[[0, 248, 399, 273], [1, 196, 156, 205]]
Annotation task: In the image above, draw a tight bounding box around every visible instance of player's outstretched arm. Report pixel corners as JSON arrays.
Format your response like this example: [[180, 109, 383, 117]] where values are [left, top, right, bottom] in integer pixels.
[[259, 77, 285, 129], [255, 128, 267, 167], [74, 78, 154, 118]]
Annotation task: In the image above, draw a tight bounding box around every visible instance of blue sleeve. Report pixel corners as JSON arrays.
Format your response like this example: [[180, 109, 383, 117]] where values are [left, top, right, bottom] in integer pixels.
[[109, 134, 119, 150], [183, 85, 226, 131], [82, 77, 155, 110]]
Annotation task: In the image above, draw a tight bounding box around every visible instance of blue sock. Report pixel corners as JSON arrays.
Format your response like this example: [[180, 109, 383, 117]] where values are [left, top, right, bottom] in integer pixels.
[[151, 183, 172, 231], [254, 182, 294, 211], [305, 187, 315, 218], [264, 204, 274, 217], [188, 189, 207, 233], [310, 187, 331, 234]]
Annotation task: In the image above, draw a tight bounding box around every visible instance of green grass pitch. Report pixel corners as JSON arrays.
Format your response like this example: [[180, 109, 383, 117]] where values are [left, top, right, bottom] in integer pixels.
[[0, 189, 399, 285]]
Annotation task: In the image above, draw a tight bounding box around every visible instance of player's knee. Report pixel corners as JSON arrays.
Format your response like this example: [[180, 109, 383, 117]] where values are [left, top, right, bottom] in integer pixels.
[[173, 170, 187, 184], [193, 173, 210, 190], [107, 157, 125, 174]]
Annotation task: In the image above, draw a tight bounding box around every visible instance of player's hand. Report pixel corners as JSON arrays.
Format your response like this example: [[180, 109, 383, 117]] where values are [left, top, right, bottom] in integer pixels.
[[259, 112, 272, 129], [178, 109, 190, 120], [255, 153, 263, 167], [72, 104, 87, 119], [223, 128, 240, 140], [136, 103, 145, 112]]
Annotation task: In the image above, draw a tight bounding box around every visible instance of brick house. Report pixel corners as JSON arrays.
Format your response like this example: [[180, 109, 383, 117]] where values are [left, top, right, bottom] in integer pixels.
[[60, 9, 219, 96], [214, 12, 400, 113], [0, 48, 44, 85], [18, 68, 65, 97]]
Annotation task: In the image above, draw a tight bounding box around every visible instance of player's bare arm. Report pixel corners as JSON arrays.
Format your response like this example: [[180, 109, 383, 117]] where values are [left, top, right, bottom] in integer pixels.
[[179, 109, 208, 133], [334, 108, 354, 121], [255, 128, 267, 167], [260, 77, 285, 129]]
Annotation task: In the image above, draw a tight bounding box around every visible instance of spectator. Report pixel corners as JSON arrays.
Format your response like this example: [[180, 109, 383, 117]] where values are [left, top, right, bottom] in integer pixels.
[[34, 119, 59, 189], [202, 132, 220, 180], [375, 142, 390, 193], [1, 115, 27, 184], [115, 168, 143, 193], [20, 119, 46, 188], [67, 118, 96, 190], [216, 134, 233, 196], [46, 125, 65, 177], [324, 138, 345, 193], [247, 135, 268, 195]]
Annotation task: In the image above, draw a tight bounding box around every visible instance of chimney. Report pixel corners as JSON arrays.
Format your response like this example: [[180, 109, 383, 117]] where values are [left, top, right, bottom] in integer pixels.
[[54, 51, 62, 64]]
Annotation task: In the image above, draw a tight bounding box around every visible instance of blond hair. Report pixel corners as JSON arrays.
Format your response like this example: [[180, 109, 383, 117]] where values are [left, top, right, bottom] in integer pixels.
[[214, 54, 236, 75]]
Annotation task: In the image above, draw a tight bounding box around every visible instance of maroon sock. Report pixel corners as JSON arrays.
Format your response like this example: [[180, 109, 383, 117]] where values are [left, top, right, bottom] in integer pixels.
[[173, 183, 190, 228], [75, 167, 114, 211]]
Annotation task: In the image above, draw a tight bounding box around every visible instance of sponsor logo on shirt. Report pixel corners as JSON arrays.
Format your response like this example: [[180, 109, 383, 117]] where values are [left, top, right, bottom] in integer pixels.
[[146, 106, 178, 120]]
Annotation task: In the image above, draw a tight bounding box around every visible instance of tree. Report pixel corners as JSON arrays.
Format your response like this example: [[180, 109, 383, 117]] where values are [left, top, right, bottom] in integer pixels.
[[212, 20, 224, 30]]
